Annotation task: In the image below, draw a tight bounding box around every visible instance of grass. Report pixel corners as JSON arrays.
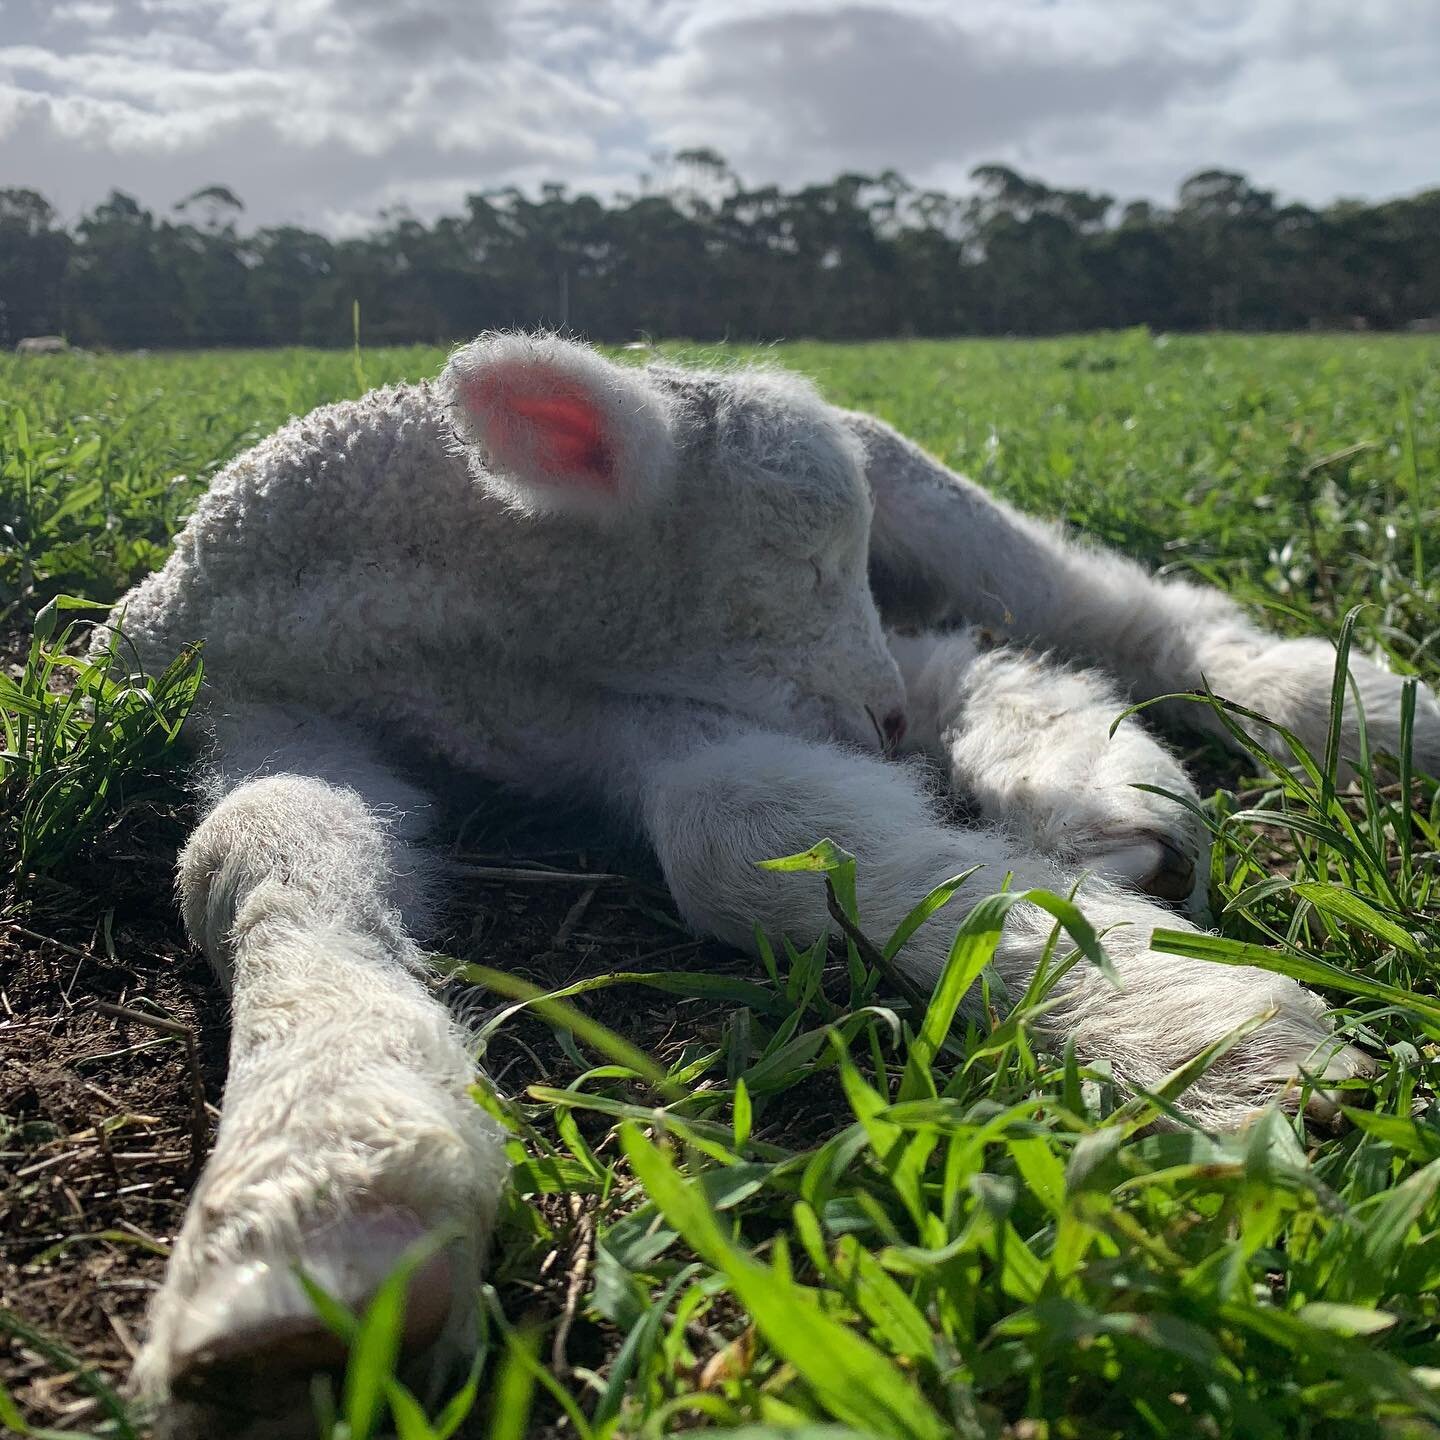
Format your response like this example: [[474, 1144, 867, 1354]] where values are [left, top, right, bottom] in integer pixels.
[[3, 329, 1440, 1438], [0, 597, 200, 881]]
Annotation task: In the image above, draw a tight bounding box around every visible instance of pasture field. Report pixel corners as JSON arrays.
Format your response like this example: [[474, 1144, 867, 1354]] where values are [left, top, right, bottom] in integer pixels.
[[4, 330, 1440, 1439]]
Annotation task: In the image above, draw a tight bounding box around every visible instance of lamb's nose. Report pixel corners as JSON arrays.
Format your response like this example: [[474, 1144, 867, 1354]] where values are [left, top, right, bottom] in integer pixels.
[[882, 710, 907, 748]]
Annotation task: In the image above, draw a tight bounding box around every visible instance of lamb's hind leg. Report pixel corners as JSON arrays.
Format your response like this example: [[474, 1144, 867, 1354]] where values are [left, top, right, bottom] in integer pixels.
[[891, 628, 1210, 913], [849, 408, 1440, 775], [136, 703, 506, 1436]]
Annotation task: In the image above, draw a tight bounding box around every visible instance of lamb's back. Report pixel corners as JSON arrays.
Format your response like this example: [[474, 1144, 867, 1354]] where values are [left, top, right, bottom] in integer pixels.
[[108, 381, 486, 694]]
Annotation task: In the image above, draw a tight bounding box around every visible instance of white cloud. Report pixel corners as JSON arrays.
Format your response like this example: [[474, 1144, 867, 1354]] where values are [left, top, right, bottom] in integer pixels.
[[49, 0, 118, 23], [629, 4, 1232, 183], [0, 0, 1434, 229]]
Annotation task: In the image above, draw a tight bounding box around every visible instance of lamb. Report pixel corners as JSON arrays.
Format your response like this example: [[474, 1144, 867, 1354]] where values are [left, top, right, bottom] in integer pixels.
[[15, 334, 70, 355], [100, 333, 1440, 1434]]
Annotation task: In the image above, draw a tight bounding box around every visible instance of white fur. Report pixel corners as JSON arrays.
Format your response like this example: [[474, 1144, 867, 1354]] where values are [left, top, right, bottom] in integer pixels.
[[133, 705, 505, 1424], [890, 628, 1210, 910], [102, 337, 1412, 1429]]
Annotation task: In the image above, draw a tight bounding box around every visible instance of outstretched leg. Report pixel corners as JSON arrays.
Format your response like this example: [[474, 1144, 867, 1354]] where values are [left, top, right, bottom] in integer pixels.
[[846, 409, 1440, 773], [136, 702, 506, 1434], [890, 627, 1209, 911], [604, 709, 1365, 1129]]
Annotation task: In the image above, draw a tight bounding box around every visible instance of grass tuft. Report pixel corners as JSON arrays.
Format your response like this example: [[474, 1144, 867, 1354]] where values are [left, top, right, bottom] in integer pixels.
[[0, 597, 199, 880]]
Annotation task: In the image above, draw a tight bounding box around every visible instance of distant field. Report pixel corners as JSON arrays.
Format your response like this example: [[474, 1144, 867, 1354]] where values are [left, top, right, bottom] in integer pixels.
[[5, 332, 1440, 1439], [4, 332, 1440, 632]]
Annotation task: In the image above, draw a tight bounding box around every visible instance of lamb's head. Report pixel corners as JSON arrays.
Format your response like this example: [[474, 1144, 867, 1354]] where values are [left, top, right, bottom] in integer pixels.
[[441, 334, 906, 750]]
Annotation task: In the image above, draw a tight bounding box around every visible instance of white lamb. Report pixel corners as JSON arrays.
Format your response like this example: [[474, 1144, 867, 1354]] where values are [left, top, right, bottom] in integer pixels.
[[15, 335, 70, 355], [102, 334, 1439, 1434]]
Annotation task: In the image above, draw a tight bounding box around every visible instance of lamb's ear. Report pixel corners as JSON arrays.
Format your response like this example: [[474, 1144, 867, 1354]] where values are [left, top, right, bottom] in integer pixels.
[[441, 334, 675, 519]]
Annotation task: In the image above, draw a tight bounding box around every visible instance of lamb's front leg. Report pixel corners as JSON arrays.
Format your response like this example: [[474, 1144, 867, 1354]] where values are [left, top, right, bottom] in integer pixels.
[[890, 628, 1209, 912], [137, 705, 506, 1436], [615, 716, 1365, 1129]]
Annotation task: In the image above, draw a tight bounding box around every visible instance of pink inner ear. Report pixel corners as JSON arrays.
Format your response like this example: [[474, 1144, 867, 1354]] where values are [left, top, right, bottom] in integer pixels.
[[509, 392, 614, 487], [462, 375, 616, 493]]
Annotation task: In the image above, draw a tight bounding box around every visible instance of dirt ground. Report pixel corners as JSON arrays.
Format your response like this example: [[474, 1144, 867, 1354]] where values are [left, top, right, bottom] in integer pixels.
[[1, 787, 221, 1434]]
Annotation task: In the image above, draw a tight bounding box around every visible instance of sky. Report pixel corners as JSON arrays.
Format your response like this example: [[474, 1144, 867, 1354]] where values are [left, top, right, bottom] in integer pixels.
[[1, 0, 1437, 234]]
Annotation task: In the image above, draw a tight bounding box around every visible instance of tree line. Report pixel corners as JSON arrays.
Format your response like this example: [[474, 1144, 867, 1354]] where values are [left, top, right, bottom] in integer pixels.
[[3, 153, 1438, 349]]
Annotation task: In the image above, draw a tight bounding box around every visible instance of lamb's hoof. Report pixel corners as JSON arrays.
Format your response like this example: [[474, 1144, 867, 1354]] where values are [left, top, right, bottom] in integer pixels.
[[173, 1209, 450, 1389], [1274, 1042, 1378, 1130], [139, 1208, 458, 1437], [1090, 833, 1199, 906]]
